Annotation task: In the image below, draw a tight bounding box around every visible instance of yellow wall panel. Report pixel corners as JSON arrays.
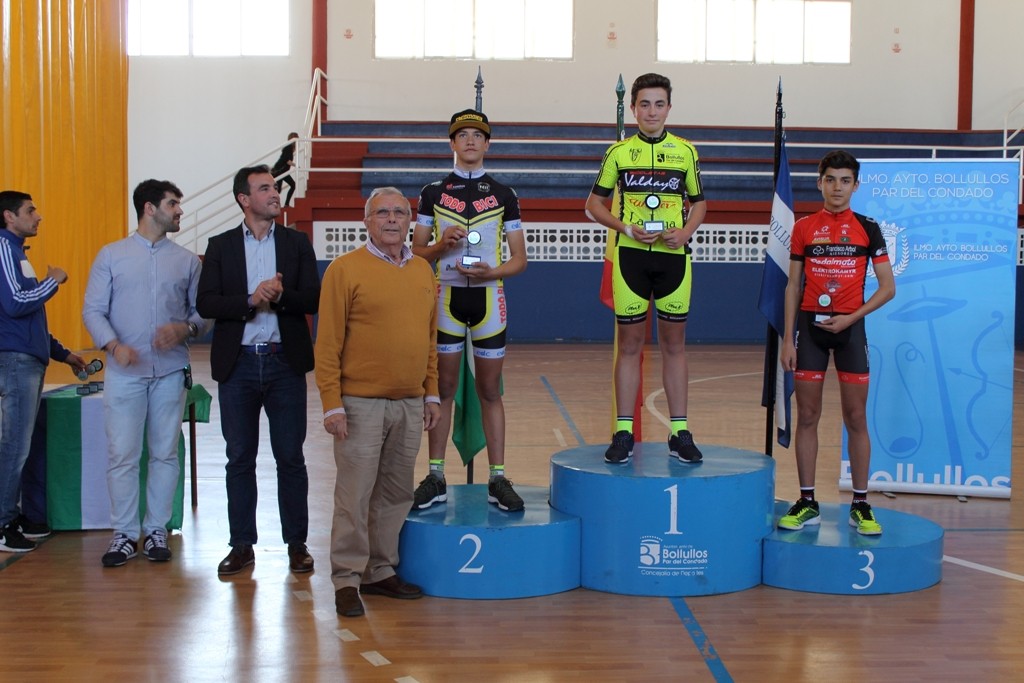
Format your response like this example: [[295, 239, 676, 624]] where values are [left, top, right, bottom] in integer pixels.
[[0, 0, 127, 352]]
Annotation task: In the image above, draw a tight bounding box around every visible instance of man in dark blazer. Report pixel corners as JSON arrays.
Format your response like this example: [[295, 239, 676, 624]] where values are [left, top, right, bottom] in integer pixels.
[[197, 164, 321, 576]]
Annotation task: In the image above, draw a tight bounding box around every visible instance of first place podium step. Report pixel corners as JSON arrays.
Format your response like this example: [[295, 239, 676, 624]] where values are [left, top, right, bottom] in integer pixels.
[[398, 484, 580, 599], [551, 444, 776, 596]]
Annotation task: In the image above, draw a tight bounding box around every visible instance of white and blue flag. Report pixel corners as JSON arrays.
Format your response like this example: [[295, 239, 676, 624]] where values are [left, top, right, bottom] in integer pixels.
[[758, 138, 795, 448]]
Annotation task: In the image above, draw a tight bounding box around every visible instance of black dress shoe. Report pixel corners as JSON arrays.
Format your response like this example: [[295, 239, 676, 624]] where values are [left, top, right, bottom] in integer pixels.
[[335, 587, 365, 617], [288, 543, 314, 573], [217, 545, 255, 575], [360, 574, 423, 599]]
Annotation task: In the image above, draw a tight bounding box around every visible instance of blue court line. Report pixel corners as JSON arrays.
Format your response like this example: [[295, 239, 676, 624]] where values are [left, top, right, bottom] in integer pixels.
[[670, 597, 734, 683], [540, 376, 585, 446], [542, 374, 727, 678], [943, 528, 1024, 533]]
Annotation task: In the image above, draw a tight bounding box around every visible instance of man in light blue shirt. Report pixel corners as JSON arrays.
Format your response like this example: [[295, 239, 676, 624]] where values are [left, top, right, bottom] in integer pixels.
[[83, 179, 209, 567]]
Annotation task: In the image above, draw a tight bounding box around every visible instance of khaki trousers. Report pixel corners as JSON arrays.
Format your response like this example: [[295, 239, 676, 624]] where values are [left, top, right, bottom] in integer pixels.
[[330, 396, 422, 590]]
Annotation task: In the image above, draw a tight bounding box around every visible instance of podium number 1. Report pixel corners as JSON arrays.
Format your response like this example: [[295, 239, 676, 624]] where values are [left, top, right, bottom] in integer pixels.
[[664, 485, 683, 535]]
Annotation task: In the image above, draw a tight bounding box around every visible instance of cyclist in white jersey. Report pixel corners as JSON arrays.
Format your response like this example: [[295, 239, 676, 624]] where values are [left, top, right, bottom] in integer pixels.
[[411, 109, 528, 512]]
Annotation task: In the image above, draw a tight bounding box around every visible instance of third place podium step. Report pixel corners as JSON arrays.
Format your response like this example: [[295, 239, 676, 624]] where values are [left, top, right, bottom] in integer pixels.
[[763, 501, 944, 594]]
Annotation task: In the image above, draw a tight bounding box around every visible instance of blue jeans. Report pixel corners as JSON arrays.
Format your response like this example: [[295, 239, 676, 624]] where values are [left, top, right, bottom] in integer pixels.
[[103, 370, 187, 539], [0, 352, 46, 528], [218, 352, 308, 547]]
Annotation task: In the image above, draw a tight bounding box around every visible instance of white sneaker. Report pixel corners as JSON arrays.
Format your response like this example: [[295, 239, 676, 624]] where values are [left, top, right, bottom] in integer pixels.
[[101, 533, 138, 567], [143, 528, 171, 562]]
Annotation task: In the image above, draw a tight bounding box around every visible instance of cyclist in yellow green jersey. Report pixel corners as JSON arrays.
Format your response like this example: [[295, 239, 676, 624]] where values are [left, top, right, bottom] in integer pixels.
[[585, 73, 707, 466]]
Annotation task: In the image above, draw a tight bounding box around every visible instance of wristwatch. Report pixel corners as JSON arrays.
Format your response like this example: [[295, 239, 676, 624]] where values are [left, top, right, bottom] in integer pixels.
[[187, 322, 199, 338]]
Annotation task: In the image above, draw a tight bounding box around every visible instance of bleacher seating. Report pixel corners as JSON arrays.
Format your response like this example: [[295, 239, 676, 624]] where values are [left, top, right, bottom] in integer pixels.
[[294, 122, 1023, 348], [316, 121, 1007, 206]]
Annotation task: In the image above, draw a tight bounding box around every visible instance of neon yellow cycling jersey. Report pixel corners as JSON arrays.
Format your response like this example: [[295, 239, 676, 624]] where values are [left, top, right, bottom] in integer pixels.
[[591, 130, 705, 253]]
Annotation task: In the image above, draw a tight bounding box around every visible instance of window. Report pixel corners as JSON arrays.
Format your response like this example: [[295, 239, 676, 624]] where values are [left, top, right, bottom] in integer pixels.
[[126, 0, 290, 57], [658, 0, 851, 64], [374, 0, 573, 60]]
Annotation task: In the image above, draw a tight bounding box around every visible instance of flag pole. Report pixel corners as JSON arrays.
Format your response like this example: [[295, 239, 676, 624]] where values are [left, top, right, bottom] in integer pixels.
[[608, 76, 644, 440], [468, 68, 485, 483], [763, 79, 784, 456], [599, 75, 644, 441]]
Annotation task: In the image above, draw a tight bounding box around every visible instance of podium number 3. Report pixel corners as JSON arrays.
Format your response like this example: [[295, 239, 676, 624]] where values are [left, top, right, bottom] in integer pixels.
[[852, 550, 875, 590], [458, 533, 484, 574]]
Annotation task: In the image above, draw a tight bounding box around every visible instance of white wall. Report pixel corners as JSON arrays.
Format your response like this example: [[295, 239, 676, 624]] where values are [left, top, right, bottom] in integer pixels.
[[127, 0, 1024, 213], [975, 0, 1024, 134], [328, 0, 989, 130], [127, 0, 313, 212]]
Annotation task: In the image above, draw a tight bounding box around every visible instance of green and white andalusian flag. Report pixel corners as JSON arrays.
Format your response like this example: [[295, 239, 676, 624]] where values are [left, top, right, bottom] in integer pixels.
[[451, 342, 503, 467], [42, 384, 210, 530], [452, 351, 486, 466]]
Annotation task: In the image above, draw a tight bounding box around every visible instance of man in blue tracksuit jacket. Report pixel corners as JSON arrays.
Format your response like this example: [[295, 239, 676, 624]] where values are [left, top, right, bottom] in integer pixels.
[[0, 190, 85, 553]]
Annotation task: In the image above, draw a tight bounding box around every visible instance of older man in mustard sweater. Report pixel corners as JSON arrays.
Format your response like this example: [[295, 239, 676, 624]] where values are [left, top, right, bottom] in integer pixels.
[[315, 186, 440, 618]]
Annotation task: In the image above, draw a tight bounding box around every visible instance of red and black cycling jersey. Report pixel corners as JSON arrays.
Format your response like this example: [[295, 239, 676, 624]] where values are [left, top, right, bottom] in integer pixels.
[[790, 208, 889, 315]]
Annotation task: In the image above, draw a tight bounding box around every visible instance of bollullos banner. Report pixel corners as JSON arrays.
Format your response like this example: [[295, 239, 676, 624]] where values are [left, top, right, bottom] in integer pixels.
[[844, 158, 1019, 498]]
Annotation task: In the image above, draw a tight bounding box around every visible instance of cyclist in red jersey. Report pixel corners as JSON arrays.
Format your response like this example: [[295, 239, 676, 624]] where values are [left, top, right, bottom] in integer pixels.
[[778, 150, 896, 536]]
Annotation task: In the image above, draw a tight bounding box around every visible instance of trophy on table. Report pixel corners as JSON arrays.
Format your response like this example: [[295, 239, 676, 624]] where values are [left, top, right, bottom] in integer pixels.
[[76, 358, 104, 395]]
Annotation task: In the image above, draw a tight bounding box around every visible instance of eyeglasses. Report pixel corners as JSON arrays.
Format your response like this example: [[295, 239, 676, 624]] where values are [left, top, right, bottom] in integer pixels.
[[371, 207, 411, 219]]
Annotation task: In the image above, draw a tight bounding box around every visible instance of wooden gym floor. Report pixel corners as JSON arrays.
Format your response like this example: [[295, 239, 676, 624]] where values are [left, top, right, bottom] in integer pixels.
[[3, 344, 1023, 682]]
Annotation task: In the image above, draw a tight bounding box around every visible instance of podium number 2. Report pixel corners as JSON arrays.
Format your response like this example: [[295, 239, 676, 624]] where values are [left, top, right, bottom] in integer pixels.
[[852, 550, 875, 590], [458, 533, 484, 574], [664, 485, 683, 535]]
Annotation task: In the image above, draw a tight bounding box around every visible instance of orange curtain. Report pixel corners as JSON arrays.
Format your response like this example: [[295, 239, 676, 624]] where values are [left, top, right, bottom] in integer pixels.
[[0, 0, 128, 351]]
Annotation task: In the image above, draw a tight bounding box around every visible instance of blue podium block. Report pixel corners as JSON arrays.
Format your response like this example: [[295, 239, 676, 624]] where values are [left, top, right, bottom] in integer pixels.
[[398, 484, 580, 599], [763, 501, 944, 595], [550, 444, 775, 596]]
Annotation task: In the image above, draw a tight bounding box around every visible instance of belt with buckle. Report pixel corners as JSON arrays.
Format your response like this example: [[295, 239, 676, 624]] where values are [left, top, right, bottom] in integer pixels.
[[241, 342, 284, 355]]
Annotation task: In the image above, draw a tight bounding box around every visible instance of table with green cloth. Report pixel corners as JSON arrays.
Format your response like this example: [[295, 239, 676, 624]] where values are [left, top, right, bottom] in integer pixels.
[[22, 383, 212, 531]]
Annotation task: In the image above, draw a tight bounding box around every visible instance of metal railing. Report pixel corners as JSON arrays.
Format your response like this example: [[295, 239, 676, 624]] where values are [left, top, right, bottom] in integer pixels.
[[1004, 96, 1024, 199], [297, 67, 329, 195], [173, 68, 328, 254], [1003, 97, 1024, 152], [173, 69, 1024, 255], [287, 135, 1024, 182]]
